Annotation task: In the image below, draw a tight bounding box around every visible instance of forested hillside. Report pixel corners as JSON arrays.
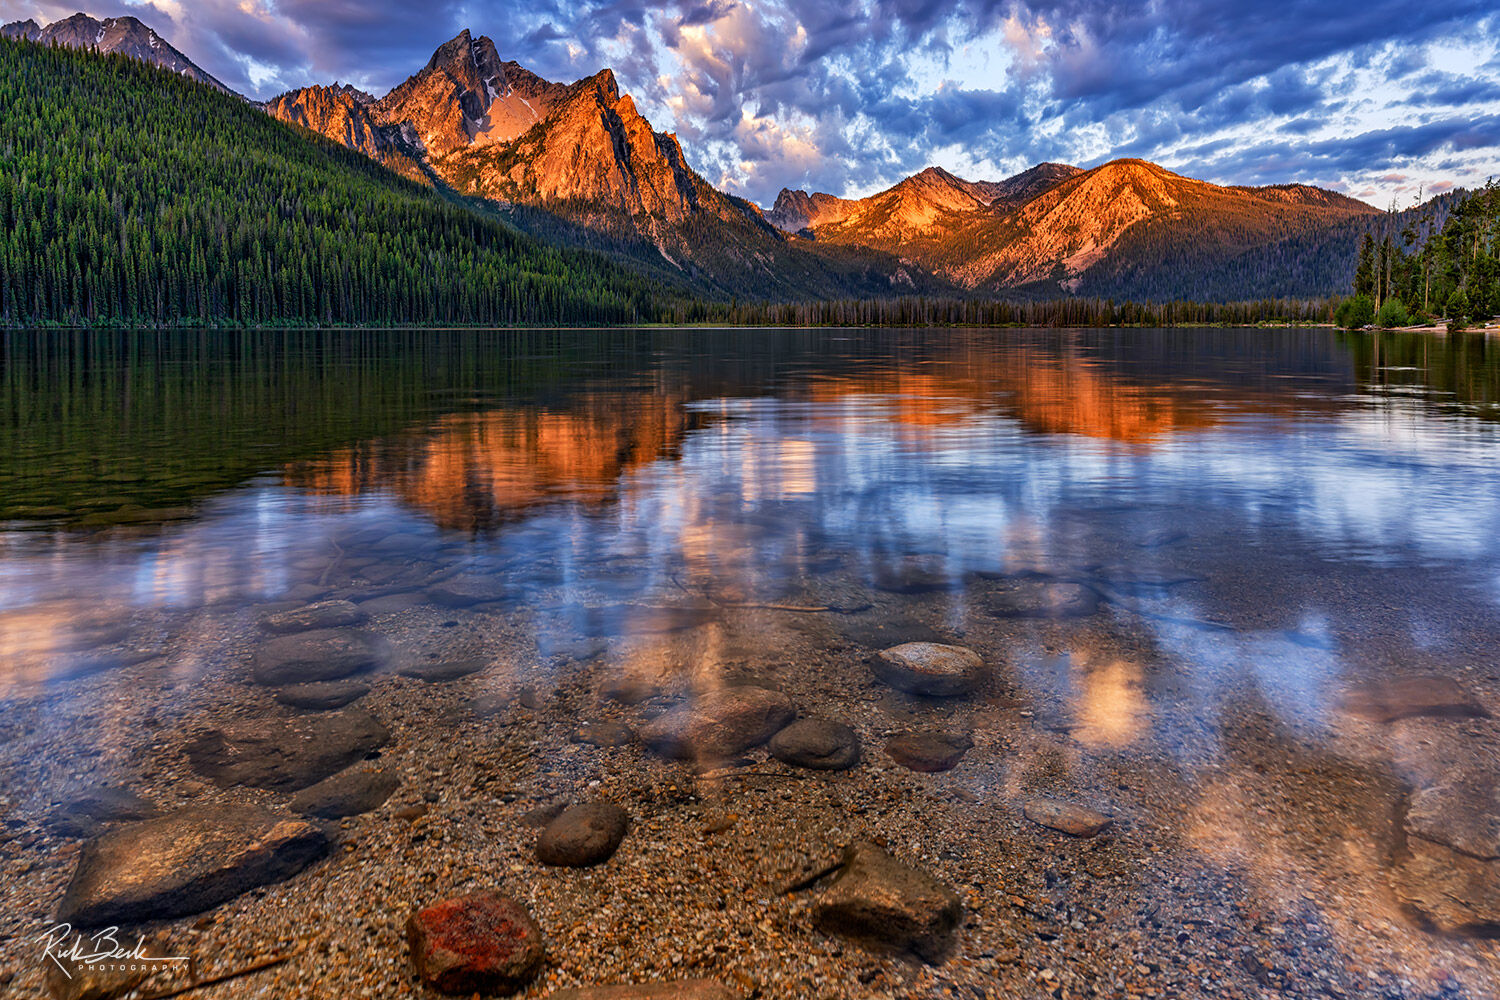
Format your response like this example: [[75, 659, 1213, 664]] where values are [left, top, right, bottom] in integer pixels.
[[0, 39, 665, 327]]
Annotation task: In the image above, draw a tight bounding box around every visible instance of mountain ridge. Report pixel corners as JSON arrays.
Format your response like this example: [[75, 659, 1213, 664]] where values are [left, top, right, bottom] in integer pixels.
[[1, 12, 230, 92]]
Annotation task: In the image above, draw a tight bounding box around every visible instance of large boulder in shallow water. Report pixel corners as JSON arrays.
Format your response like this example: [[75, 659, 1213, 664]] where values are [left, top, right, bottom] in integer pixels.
[[57, 805, 328, 927], [252, 628, 390, 685], [871, 643, 986, 697], [290, 766, 400, 819], [185, 707, 389, 792], [1340, 675, 1489, 723], [811, 840, 962, 962], [639, 687, 796, 761]]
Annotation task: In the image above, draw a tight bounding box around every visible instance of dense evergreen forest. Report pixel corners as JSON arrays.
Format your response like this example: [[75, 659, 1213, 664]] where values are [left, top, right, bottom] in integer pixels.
[[673, 296, 1341, 328], [0, 39, 665, 326], [1333, 183, 1499, 329]]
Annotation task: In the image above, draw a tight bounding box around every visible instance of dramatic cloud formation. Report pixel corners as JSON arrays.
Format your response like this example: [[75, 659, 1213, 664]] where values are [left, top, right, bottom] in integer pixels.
[[4, 0, 1498, 207]]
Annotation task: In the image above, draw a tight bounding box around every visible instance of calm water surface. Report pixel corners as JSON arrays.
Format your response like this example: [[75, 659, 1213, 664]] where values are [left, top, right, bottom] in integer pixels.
[[2, 328, 1498, 998]]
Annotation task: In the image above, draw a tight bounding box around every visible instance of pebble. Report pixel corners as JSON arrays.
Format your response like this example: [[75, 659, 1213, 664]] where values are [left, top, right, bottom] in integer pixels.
[[1024, 798, 1114, 837], [885, 730, 973, 773], [769, 718, 862, 770], [870, 642, 987, 696], [407, 890, 544, 995], [261, 599, 365, 634], [571, 721, 636, 747], [398, 657, 490, 682], [537, 802, 630, 868]]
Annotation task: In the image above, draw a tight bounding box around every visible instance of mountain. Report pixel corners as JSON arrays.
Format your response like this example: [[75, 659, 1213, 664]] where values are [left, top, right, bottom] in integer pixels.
[[266, 30, 938, 300], [0, 37, 664, 327], [263, 84, 430, 185], [767, 163, 1082, 234], [776, 158, 1379, 298], [1, 12, 230, 92]]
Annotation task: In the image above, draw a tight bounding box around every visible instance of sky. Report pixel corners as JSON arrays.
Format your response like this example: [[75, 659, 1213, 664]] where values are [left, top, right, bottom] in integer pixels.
[[4, 0, 1499, 208]]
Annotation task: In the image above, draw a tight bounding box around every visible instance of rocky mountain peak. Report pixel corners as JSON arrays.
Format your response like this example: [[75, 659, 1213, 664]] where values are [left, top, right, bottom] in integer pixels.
[[5, 11, 231, 92], [0, 17, 41, 40]]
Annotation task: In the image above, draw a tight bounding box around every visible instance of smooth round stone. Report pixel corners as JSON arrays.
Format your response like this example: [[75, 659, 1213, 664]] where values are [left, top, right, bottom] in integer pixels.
[[261, 600, 364, 634], [289, 767, 400, 819], [399, 657, 489, 683], [184, 707, 390, 792], [275, 679, 371, 710], [1023, 798, 1114, 837], [252, 629, 389, 686], [769, 719, 861, 770], [871, 643, 987, 697], [407, 891, 544, 995], [537, 802, 630, 868], [885, 730, 973, 773], [638, 687, 797, 760]]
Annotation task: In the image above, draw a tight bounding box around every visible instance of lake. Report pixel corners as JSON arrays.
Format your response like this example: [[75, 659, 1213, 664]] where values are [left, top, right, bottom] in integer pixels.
[[1, 328, 1498, 999]]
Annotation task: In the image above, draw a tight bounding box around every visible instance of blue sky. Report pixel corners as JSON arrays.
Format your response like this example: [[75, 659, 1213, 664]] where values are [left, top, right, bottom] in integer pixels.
[[5, 0, 1498, 207]]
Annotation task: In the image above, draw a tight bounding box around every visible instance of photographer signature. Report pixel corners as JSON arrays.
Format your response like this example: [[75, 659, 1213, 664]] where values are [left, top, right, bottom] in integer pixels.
[[36, 924, 190, 980]]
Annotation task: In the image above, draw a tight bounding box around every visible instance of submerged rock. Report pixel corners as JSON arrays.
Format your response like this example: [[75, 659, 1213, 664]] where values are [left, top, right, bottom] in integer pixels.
[[571, 721, 636, 747], [185, 707, 389, 792], [289, 766, 400, 819], [988, 580, 1101, 620], [550, 982, 742, 999], [261, 600, 364, 634], [57, 806, 328, 927], [1340, 675, 1490, 723], [274, 679, 371, 711], [399, 657, 489, 683], [1406, 772, 1500, 861], [407, 890, 544, 995], [251, 628, 389, 686], [1390, 834, 1500, 932], [769, 718, 862, 770], [425, 575, 510, 608], [47, 785, 159, 840], [871, 643, 986, 697], [1024, 798, 1114, 838], [537, 802, 630, 868], [639, 686, 796, 761], [810, 840, 962, 961], [885, 731, 973, 773]]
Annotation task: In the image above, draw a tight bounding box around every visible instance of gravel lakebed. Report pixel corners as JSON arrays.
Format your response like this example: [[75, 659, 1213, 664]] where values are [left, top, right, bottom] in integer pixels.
[[0, 537, 1497, 1000]]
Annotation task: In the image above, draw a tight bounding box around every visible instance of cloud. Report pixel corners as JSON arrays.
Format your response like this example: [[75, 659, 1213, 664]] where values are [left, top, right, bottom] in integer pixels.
[[2, 0, 1497, 207]]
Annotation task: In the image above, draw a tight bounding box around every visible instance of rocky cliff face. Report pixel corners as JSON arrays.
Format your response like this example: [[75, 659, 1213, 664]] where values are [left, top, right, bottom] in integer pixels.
[[263, 84, 431, 184], [3, 13, 230, 93], [374, 30, 567, 158]]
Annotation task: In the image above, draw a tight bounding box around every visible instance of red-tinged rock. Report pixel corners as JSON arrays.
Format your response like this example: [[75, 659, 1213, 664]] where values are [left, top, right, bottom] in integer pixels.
[[407, 890, 544, 995]]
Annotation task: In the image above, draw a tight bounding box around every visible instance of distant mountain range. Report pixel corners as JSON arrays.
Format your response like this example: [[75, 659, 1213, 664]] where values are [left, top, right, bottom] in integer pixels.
[[2, 12, 1415, 303]]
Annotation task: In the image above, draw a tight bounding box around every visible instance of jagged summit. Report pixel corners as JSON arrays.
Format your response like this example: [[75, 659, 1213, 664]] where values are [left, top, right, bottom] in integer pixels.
[[2, 12, 230, 92]]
